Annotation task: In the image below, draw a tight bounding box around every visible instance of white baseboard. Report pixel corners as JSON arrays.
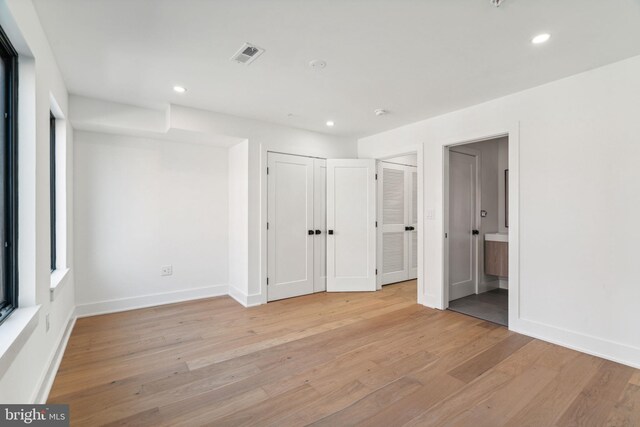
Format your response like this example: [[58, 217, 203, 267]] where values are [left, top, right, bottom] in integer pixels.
[[499, 278, 509, 289], [75, 284, 228, 317], [512, 317, 640, 369], [478, 280, 500, 293], [34, 310, 76, 403], [228, 286, 263, 307]]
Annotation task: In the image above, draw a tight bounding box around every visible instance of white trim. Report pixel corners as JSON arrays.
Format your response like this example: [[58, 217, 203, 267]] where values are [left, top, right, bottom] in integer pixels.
[[34, 309, 76, 403], [228, 286, 263, 308], [75, 284, 228, 317], [416, 144, 424, 305], [0, 306, 40, 380], [512, 318, 640, 369], [49, 268, 71, 301], [437, 124, 520, 323], [477, 279, 500, 294]]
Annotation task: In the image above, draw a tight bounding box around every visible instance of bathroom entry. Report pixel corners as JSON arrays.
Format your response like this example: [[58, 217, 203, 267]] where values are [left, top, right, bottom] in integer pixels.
[[446, 137, 509, 326], [377, 155, 418, 287]]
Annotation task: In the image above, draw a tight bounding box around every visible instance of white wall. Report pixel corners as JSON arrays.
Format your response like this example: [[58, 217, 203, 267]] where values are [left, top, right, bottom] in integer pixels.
[[168, 105, 358, 304], [74, 131, 229, 315], [359, 54, 640, 368], [228, 140, 249, 303], [0, 0, 75, 403], [69, 97, 357, 307]]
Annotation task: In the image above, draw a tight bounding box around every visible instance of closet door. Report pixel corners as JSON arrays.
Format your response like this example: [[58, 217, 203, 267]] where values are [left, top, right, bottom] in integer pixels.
[[379, 162, 409, 285], [313, 159, 327, 292], [267, 153, 315, 301], [326, 159, 377, 292], [407, 168, 418, 279]]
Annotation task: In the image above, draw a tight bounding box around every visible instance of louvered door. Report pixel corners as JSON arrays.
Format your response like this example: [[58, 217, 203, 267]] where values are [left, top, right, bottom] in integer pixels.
[[378, 162, 418, 286]]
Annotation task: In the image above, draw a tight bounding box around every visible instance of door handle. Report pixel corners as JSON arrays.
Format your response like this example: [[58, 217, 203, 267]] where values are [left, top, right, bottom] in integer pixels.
[[405, 226, 415, 231], [315, 230, 321, 235], [328, 230, 334, 235], [308, 230, 314, 235], [472, 229, 480, 235]]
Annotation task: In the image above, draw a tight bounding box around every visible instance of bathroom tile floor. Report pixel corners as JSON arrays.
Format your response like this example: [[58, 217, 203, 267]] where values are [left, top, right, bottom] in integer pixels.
[[448, 288, 508, 326]]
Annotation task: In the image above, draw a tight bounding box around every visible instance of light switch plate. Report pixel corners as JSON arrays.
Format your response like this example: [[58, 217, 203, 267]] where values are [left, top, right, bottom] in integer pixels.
[[426, 209, 435, 220]]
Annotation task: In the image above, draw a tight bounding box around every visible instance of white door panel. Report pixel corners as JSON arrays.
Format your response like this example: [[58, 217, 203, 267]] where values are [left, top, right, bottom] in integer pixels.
[[378, 162, 418, 285], [327, 159, 377, 292], [313, 159, 327, 292], [267, 153, 314, 301], [448, 150, 477, 300], [379, 163, 408, 285]]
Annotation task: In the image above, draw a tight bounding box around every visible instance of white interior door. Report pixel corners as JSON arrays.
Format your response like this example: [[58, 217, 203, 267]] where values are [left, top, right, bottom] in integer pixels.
[[327, 159, 377, 292], [267, 153, 315, 301], [448, 150, 478, 301], [378, 162, 409, 285], [408, 168, 418, 280], [378, 162, 418, 285], [313, 159, 327, 292]]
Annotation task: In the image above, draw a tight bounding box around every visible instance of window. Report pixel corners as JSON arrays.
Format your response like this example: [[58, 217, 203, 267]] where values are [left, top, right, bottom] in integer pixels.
[[50, 112, 56, 272], [0, 24, 19, 325]]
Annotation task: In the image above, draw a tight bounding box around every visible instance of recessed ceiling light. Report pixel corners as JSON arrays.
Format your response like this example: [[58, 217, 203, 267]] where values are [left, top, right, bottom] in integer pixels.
[[173, 86, 187, 93], [531, 33, 551, 44], [326, 120, 335, 127]]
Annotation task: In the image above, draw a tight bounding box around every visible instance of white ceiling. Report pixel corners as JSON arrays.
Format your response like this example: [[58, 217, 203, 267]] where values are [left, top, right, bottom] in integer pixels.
[[33, 0, 640, 138]]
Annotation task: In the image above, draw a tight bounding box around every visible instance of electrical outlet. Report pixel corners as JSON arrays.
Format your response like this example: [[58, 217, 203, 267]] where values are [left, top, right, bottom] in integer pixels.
[[161, 265, 173, 276], [45, 314, 50, 332]]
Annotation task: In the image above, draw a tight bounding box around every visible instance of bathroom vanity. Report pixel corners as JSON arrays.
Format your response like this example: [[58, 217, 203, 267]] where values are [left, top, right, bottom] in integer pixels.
[[485, 233, 508, 277]]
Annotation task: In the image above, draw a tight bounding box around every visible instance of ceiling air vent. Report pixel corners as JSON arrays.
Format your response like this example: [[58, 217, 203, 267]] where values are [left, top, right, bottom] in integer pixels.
[[231, 43, 265, 65]]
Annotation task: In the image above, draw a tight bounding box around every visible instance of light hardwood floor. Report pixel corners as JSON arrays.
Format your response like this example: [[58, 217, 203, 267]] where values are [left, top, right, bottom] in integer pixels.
[[49, 281, 640, 426]]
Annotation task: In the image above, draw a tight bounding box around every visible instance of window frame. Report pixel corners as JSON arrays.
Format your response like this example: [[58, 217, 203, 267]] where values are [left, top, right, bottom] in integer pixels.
[[0, 24, 19, 326], [50, 112, 56, 272]]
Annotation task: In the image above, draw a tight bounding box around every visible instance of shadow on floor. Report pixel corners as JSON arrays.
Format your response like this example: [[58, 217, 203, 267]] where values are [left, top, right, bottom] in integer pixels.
[[448, 288, 508, 326]]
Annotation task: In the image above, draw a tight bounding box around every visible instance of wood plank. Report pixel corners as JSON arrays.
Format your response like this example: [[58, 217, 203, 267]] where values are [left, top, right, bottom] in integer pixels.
[[557, 359, 634, 426], [604, 383, 640, 427], [447, 333, 533, 383], [504, 352, 602, 427]]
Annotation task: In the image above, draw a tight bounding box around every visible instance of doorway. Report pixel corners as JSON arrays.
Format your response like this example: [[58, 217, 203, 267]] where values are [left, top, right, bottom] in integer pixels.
[[374, 152, 420, 301], [377, 156, 418, 287], [445, 137, 509, 326]]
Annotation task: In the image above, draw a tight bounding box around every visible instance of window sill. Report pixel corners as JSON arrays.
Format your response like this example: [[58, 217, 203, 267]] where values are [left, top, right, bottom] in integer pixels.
[[50, 268, 70, 302], [0, 305, 40, 380]]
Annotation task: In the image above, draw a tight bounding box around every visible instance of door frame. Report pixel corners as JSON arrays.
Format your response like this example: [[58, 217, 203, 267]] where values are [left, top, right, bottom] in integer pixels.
[[373, 149, 423, 303], [445, 146, 481, 300], [441, 130, 519, 329]]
